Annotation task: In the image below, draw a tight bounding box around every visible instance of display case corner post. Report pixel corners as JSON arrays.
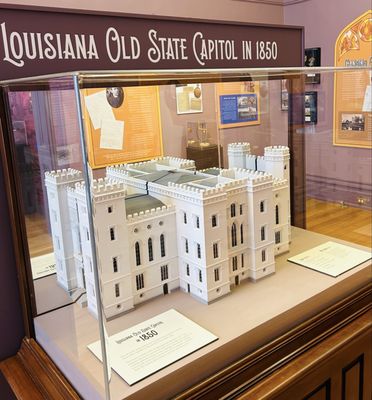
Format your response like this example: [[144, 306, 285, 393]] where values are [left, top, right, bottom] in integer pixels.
[[73, 75, 112, 400], [0, 86, 36, 339], [287, 75, 306, 229]]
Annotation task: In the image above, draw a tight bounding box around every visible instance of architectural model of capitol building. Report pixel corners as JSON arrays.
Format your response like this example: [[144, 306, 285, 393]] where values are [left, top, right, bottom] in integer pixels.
[[45, 143, 291, 319]]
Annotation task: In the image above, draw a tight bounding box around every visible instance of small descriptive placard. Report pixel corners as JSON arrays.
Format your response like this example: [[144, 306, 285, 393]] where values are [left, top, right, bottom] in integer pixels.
[[288, 241, 371, 277], [31, 253, 56, 280], [88, 309, 218, 385]]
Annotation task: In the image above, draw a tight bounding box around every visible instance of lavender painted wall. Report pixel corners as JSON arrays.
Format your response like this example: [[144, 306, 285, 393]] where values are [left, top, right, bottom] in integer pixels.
[[160, 80, 288, 167], [0, 0, 284, 24], [285, 1, 372, 208], [284, 0, 370, 66]]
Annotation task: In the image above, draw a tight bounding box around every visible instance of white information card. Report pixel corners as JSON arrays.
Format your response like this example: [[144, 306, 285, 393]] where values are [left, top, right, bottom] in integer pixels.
[[88, 309, 218, 385], [288, 241, 371, 277], [31, 252, 56, 280]]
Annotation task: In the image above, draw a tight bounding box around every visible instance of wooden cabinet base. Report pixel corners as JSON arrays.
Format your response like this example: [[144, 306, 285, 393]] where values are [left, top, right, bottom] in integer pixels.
[[236, 310, 371, 400], [1, 284, 371, 400]]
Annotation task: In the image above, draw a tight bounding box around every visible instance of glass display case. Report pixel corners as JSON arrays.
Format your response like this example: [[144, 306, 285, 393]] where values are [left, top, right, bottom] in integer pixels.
[[0, 67, 371, 400]]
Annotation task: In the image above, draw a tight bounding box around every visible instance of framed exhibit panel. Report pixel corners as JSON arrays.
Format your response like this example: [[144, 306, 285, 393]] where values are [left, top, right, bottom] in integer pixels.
[[82, 86, 163, 168], [333, 10, 372, 148]]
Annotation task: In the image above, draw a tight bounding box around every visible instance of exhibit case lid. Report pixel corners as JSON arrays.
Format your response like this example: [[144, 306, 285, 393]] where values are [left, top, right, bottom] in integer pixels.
[[0, 66, 370, 399]]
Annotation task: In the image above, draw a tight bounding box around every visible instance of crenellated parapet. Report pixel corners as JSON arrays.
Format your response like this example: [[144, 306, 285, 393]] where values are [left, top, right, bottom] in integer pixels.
[[127, 204, 175, 222], [227, 142, 251, 153], [273, 178, 288, 189], [245, 171, 273, 191], [74, 178, 126, 203], [155, 156, 196, 170], [264, 145, 290, 160], [45, 168, 83, 186], [168, 182, 225, 199], [219, 169, 236, 179], [106, 164, 129, 176]]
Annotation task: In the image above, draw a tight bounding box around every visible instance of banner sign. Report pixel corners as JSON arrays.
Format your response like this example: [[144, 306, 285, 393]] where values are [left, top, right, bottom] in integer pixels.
[[0, 5, 303, 80]]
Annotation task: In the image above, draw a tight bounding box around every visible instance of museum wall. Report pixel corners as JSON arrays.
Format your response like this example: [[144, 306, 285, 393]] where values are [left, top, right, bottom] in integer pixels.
[[0, 0, 284, 24], [284, 1, 372, 208], [160, 81, 288, 165]]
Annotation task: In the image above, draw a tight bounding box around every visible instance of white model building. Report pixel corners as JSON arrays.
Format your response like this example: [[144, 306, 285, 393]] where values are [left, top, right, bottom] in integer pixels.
[[45, 143, 290, 319]]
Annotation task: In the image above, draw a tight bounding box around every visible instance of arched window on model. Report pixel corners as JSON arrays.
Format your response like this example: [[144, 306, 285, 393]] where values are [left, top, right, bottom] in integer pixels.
[[231, 223, 237, 247], [275, 205, 280, 225], [148, 238, 153, 262], [135, 242, 141, 266], [230, 203, 236, 218], [240, 223, 244, 244], [160, 234, 166, 257]]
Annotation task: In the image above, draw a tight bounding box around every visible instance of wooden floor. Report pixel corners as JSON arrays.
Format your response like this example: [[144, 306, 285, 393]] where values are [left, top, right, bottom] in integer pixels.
[[306, 198, 372, 248], [25, 214, 52, 258]]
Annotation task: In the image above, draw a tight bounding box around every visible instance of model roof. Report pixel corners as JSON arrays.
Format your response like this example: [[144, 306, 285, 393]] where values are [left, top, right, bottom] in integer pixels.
[[133, 170, 202, 186], [125, 193, 166, 216]]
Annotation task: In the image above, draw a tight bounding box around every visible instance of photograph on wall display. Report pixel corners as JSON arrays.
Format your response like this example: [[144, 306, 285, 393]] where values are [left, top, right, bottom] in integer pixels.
[[237, 94, 258, 120], [176, 84, 203, 114], [281, 80, 288, 111], [216, 81, 260, 128], [341, 113, 365, 132], [304, 91, 318, 124], [305, 47, 321, 84]]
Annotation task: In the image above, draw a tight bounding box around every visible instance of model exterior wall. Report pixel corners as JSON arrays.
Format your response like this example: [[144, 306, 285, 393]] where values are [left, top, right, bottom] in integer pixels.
[[45, 145, 290, 319], [71, 182, 97, 317], [228, 143, 291, 252], [45, 168, 83, 291], [127, 206, 179, 307], [168, 183, 232, 303]]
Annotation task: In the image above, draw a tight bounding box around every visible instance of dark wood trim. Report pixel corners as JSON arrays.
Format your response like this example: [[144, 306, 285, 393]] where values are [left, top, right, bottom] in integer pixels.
[[303, 379, 331, 400], [0, 338, 80, 400], [342, 354, 364, 400], [288, 74, 306, 229], [0, 88, 36, 337], [174, 283, 371, 399], [234, 306, 371, 399]]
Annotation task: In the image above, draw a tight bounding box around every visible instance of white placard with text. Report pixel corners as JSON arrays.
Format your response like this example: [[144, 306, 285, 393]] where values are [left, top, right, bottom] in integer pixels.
[[288, 241, 371, 277], [88, 309, 218, 385], [31, 252, 56, 280]]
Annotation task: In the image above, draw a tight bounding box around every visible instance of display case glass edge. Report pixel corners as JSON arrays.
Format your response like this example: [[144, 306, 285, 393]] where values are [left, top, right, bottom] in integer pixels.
[[0, 87, 36, 337]]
